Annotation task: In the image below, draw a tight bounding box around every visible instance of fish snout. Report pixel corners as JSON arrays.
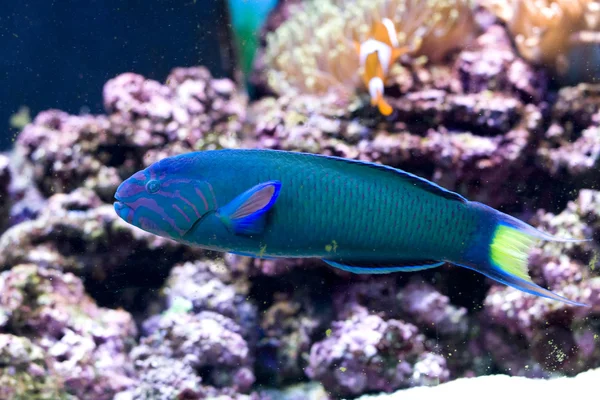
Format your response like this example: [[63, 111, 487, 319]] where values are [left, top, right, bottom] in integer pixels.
[[114, 179, 126, 201], [114, 200, 134, 223], [114, 180, 138, 223], [114, 178, 145, 200]]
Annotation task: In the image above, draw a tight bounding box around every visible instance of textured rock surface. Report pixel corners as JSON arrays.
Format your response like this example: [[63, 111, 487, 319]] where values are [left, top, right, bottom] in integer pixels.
[[0, 334, 75, 400], [0, 265, 136, 399], [257, 290, 332, 385], [306, 312, 449, 397], [163, 259, 257, 331], [120, 310, 256, 400]]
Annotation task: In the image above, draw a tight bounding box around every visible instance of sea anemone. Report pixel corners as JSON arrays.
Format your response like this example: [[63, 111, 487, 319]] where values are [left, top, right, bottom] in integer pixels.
[[263, 0, 476, 99], [482, 0, 600, 79]]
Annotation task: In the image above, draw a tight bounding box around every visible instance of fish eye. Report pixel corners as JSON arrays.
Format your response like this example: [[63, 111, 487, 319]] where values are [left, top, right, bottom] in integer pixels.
[[146, 180, 160, 194]]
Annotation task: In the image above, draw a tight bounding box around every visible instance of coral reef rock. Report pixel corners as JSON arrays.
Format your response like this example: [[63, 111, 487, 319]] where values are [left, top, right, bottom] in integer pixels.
[[398, 280, 469, 338], [163, 259, 255, 328], [251, 24, 554, 210], [0, 334, 75, 400], [0, 264, 136, 400], [3, 1, 600, 398], [306, 312, 449, 397], [257, 290, 332, 385], [537, 84, 600, 177], [122, 310, 256, 399]]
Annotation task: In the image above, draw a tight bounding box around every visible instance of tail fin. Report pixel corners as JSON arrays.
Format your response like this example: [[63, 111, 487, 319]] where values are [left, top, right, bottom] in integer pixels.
[[462, 203, 590, 307], [376, 96, 393, 116]]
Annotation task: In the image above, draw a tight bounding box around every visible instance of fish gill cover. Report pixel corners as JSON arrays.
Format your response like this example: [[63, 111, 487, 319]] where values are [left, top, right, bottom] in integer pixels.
[[0, 0, 599, 399]]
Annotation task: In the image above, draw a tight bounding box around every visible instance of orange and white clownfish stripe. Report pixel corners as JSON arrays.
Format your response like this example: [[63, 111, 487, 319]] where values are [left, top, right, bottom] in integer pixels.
[[355, 18, 403, 116]]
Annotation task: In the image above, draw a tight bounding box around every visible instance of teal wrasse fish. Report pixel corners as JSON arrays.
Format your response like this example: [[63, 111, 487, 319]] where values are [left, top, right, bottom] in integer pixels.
[[114, 149, 589, 306]]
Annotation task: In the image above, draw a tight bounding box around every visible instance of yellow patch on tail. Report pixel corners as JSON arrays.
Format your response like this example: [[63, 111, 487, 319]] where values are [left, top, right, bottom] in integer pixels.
[[490, 224, 537, 282]]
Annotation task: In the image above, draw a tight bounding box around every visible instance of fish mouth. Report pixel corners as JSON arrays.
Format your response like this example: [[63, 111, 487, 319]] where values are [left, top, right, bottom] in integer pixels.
[[114, 201, 134, 223], [113, 200, 127, 210], [114, 188, 124, 203]]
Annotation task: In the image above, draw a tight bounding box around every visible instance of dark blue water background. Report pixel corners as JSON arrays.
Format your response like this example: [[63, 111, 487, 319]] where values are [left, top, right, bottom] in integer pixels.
[[1, 0, 233, 150]]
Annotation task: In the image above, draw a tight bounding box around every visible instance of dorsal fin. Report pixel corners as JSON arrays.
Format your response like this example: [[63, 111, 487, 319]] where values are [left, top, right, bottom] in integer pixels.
[[213, 149, 467, 203], [319, 154, 467, 203]]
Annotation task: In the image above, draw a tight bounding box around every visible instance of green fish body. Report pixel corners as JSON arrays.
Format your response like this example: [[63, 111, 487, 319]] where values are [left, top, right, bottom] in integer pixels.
[[114, 149, 588, 306]]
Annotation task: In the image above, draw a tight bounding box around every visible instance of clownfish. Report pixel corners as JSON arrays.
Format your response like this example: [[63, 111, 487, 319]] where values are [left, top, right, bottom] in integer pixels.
[[355, 18, 407, 116]]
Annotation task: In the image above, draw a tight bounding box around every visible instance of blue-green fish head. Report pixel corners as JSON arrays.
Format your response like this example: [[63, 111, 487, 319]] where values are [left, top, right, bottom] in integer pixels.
[[113, 158, 217, 240]]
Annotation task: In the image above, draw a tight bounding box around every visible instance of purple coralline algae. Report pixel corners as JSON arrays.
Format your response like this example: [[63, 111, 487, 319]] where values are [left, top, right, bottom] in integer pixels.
[[164, 259, 248, 319], [113, 257, 266, 399], [161, 259, 259, 343], [332, 275, 470, 339], [120, 311, 257, 400], [333, 276, 400, 320], [332, 275, 475, 378], [398, 280, 469, 338], [306, 312, 449, 397], [0, 264, 136, 399], [537, 84, 600, 176], [0, 151, 46, 231], [0, 189, 204, 324]]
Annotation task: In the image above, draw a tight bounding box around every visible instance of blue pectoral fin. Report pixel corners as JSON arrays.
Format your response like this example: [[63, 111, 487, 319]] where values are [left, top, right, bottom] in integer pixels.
[[323, 259, 445, 274], [217, 180, 282, 236]]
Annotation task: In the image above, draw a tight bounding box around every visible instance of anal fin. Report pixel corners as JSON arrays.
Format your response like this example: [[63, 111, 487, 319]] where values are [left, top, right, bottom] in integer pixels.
[[456, 262, 589, 307], [322, 258, 444, 274], [229, 251, 276, 260]]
